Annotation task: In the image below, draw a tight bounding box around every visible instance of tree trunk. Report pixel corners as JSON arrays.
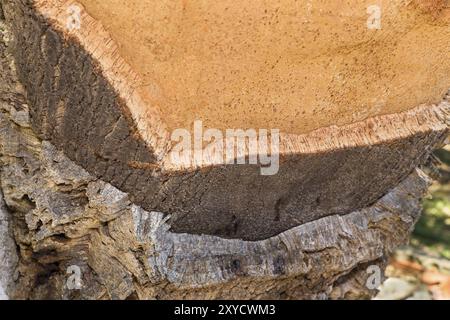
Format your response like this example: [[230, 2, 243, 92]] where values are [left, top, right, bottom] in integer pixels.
[[0, 0, 449, 299]]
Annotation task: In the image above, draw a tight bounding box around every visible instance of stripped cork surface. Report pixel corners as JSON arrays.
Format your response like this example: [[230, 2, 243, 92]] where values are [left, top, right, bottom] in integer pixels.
[[43, 0, 450, 135]]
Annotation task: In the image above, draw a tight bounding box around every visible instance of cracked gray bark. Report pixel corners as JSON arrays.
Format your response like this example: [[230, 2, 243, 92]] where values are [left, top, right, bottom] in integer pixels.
[[0, 100, 442, 299], [0, 99, 439, 299], [0, 0, 449, 300], [0, 190, 18, 300]]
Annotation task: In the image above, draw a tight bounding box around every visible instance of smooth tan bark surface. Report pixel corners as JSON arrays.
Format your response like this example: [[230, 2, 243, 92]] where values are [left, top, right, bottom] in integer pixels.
[[72, 0, 449, 134]]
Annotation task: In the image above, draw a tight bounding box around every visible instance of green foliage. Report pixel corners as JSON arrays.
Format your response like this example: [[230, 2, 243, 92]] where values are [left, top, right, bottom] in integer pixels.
[[411, 148, 450, 260], [413, 191, 450, 259]]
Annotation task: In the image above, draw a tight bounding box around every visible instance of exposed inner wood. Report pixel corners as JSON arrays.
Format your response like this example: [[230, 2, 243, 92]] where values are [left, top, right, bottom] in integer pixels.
[[68, 0, 449, 135]]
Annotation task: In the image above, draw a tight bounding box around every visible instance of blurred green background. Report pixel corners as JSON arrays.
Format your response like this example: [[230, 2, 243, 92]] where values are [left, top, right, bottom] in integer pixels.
[[376, 146, 450, 300], [413, 147, 450, 259]]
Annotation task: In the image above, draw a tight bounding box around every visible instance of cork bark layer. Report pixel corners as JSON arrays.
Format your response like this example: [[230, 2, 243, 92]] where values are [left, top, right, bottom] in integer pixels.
[[2, 0, 449, 240], [0, 0, 449, 299]]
